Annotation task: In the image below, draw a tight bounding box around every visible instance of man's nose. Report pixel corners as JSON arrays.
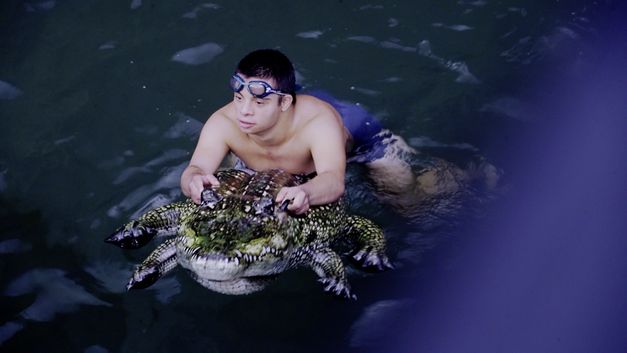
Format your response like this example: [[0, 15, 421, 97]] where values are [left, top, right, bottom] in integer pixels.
[[240, 99, 253, 116]]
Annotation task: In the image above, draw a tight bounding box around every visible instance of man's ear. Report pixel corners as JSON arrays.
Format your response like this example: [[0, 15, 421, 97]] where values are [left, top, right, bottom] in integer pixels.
[[280, 95, 293, 111]]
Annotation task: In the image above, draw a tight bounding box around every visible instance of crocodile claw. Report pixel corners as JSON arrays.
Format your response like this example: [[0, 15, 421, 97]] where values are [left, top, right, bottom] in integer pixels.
[[105, 221, 157, 249], [352, 247, 394, 271], [319, 277, 357, 300], [127, 265, 160, 290]]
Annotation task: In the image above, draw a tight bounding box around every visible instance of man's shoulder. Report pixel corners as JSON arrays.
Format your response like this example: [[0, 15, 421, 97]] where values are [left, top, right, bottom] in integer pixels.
[[295, 94, 341, 123], [206, 103, 237, 126]]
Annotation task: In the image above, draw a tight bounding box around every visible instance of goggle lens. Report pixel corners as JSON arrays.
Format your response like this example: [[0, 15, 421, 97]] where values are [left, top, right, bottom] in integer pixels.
[[229, 74, 285, 99]]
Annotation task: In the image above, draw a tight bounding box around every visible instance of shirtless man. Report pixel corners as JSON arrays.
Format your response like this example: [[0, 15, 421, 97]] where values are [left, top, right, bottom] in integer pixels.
[[180, 49, 348, 214], [181, 49, 496, 220]]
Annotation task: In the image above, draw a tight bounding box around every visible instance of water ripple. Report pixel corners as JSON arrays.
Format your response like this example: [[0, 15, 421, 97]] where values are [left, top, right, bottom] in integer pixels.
[[182, 3, 220, 19], [24, 1, 56, 12], [4, 268, 111, 322], [418, 40, 481, 84], [171, 43, 224, 66], [350, 299, 414, 348], [130, 0, 141, 10], [0, 80, 22, 100], [163, 113, 203, 139], [296, 31, 324, 39], [0, 239, 32, 254], [432, 23, 474, 31]]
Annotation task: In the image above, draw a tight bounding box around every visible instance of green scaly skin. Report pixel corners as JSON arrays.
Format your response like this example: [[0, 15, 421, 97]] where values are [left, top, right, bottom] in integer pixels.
[[109, 169, 392, 299]]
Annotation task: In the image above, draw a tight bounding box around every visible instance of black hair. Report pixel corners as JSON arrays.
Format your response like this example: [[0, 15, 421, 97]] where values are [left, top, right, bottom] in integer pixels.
[[236, 49, 297, 104]]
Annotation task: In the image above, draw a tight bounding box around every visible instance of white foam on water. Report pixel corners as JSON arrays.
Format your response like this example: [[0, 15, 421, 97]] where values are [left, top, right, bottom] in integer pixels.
[[53, 135, 75, 145], [380, 41, 416, 52], [349, 86, 381, 96], [296, 30, 324, 39], [98, 41, 116, 50], [171, 42, 224, 65], [448, 24, 474, 31], [347, 35, 377, 43]]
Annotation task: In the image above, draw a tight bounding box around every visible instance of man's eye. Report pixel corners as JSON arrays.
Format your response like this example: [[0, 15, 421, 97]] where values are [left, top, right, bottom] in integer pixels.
[[255, 100, 265, 105], [234, 94, 243, 101]]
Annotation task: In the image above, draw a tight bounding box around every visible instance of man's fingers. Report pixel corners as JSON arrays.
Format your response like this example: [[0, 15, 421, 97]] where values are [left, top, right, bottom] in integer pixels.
[[276, 188, 288, 202], [202, 174, 219, 186], [287, 192, 309, 214]]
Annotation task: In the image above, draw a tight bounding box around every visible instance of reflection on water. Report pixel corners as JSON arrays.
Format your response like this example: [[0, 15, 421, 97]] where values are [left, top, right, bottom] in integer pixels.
[[5, 268, 111, 321], [0, 80, 23, 100], [1, 1, 622, 352]]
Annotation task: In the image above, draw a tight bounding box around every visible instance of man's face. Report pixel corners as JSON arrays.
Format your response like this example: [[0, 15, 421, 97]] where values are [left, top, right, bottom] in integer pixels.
[[232, 75, 284, 134]]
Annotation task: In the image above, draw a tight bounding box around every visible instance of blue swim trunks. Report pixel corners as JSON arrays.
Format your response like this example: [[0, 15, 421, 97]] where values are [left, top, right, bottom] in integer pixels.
[[307, 90, 391, 163]]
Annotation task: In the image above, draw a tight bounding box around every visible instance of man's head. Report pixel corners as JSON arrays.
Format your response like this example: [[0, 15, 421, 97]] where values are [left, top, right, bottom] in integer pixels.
[[235, 49, 296, 104]]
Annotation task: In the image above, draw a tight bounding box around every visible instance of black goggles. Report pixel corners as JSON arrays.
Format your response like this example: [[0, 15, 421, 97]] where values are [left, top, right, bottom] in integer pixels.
[[229, 74, 287, 99]]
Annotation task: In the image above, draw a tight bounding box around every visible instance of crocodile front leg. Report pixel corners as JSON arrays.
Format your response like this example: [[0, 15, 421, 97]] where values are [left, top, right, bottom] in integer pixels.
[[127, 238, 178, 290], [292, 247, 356, 300], [105, 201, 193, 249], [345, 215, 394, 271]]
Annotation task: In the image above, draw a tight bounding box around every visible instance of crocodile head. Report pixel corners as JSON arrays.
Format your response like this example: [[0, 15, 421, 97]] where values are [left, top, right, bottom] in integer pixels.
[[178, 193, 300, 283]]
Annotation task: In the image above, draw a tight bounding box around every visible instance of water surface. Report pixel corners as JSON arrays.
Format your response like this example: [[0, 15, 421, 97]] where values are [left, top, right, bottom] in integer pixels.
[[1, 1, 626, 352]]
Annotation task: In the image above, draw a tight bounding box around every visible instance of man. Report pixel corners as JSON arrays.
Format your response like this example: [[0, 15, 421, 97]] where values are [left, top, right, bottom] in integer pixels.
[[181, 49, 349, 214], [181, 49, 495, 219]]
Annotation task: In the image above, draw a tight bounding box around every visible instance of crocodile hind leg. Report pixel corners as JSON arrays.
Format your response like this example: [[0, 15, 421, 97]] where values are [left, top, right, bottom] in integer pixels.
[[127, 238, 178, 290], [105, 201, 192, 249], [345, 215, 394, 271], [293, 247, 356, 300]]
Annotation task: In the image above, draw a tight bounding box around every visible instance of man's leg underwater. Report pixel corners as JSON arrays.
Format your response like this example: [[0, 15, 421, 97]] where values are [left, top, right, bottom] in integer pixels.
[[307, 90, 419, 208], [308, 90, 501, 219]]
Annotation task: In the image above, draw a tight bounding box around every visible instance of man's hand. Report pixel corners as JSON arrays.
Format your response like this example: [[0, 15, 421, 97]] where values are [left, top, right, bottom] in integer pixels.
[[276, 186, 310, 215], [188, 174, 220, 204]]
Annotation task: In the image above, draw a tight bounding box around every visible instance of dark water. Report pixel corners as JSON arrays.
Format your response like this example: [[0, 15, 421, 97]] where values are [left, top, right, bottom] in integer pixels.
[[1, 1, 626, 352]]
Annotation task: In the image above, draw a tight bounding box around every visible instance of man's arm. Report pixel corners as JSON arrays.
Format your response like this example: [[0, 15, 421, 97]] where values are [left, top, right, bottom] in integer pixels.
[[181, 112, 231, 203], [276, 114, 346, 214]]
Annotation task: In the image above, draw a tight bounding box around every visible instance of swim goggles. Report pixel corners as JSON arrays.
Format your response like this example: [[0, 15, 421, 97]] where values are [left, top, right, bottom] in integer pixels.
[[229, 74, 287, 98]]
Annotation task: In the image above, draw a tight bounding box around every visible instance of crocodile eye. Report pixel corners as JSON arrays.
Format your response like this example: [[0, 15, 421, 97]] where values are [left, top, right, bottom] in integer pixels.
[[201, 189, 223, 208]]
